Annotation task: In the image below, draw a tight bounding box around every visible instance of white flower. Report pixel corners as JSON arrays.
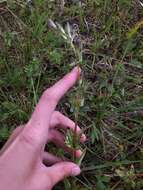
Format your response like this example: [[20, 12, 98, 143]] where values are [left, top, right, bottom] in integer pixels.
[[48, 19, 57, 29], [139, 1, 143, 7]]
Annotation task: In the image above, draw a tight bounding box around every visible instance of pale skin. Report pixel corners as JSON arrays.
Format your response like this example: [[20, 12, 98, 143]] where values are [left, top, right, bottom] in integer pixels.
[[0, 67, 86, 190]]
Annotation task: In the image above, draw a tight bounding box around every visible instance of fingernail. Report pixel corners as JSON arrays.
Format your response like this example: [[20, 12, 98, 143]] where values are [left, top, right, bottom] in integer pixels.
[[71, 166, 81, 176], [75, 149, 82, 158], [81, 134, 86, 141], [77, 66, 81, 74], [73, 66, 81, 74], [81, 134, 86, 140]]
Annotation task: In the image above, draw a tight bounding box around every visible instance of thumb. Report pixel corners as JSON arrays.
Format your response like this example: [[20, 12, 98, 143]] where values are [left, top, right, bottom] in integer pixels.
[[47, 161, 81, 186]]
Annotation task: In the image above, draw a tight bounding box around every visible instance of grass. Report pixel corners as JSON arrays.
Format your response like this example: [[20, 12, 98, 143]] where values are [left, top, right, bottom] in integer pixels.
[[0, 0, 143, 189]]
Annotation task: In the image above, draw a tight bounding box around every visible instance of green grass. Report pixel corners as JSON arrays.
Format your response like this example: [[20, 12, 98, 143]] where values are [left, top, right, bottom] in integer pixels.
[[1, 0, 143, 189]]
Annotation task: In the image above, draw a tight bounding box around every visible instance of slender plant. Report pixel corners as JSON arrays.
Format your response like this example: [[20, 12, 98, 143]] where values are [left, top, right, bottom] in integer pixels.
[[48, 19, 86, 164]]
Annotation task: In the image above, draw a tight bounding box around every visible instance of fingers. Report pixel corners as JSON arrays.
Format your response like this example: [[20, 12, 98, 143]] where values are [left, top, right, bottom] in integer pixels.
[[51, 111, 86, 143], [48, 129, 82, 158], [48, 67, 81, 103], [22, 67, 80, 147], [47, 162, 81, 187], [43, 152, 62, 166]]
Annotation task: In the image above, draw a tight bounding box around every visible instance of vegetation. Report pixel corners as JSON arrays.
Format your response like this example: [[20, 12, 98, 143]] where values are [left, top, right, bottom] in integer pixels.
[[0, 0, 143, 189]]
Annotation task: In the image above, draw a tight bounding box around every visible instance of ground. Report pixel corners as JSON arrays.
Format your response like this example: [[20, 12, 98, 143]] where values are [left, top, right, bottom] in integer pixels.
[[0, 0, 143, 189]]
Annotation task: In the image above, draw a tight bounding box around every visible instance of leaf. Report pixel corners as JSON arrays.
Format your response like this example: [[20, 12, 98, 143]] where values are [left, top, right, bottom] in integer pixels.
[[127, 19, 143, 39], [0, 127, 10, 141], [65, 129, 74, 148], [77, 148, 86, 166], [96, 178, 106, 190], [91, 122, 100, 144]]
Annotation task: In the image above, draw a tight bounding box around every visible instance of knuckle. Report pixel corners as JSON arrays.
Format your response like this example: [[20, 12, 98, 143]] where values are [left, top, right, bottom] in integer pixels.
[[60, 164, 71, 177], [53, 111, 61, 119], [54, 110, 60, 116], [42, 88, 51, 99], [19, 130, 37, 147], [49, 130, 56, 141], [63, 75, 72, 86], [42, 88, 57, 102]]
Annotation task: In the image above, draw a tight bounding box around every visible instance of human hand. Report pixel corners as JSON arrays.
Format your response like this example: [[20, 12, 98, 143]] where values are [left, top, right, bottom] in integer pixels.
[[0, 67, 86, 190]]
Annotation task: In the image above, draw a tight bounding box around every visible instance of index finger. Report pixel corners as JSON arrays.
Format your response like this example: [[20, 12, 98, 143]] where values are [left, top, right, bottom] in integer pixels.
[[22, 67, 81, 146]]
